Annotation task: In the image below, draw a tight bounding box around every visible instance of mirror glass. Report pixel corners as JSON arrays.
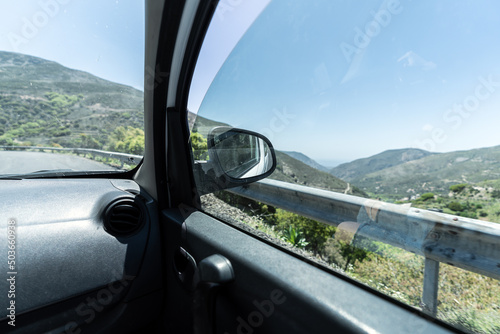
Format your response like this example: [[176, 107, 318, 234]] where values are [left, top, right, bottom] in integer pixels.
[[209, 128, 274, 179]]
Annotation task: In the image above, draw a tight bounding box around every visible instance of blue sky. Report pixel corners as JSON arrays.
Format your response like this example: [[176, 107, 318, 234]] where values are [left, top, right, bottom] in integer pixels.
[[0, 0, 144, 90], [1, 1, 500, 165], [195, 0, 500, 165]]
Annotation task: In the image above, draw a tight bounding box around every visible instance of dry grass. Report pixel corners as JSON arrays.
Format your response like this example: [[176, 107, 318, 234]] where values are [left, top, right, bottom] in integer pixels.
[[346, 246, 500, 333]]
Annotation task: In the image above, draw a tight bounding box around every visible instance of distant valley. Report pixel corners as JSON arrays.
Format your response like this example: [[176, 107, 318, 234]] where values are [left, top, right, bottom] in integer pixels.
[[323, 146, 500, 222], [190, 110, 366, 197], [276, 145, 500, 203], [282, 151, 330, 172], [329, 146, 500, 198], [190, 105, 500, 208], [329, 148, 435, 182]]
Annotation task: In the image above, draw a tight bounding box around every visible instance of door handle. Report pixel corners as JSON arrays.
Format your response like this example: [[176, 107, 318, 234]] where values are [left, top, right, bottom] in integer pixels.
[[193, 254, 235, 334], [173, 247, 198, 290]]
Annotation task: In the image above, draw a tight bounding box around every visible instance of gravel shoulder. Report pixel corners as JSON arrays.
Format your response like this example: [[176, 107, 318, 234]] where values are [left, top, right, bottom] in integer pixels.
[[201, 193, 343, 272]]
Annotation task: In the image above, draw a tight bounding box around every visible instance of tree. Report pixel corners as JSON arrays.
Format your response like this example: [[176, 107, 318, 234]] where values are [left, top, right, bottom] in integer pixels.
[[44, 92, 81, 109], [450, 184, 467, 193], [190, 132, 208, 160], [108, 126, 145, 155], [338, 239, 369, 271], [420, 192, 435, 201], [0, 135, 14, 146], [447, 201, 463, 212], [78, 134, 102, 149]]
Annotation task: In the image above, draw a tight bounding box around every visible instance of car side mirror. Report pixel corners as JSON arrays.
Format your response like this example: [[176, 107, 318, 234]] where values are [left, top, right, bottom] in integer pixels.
[[193, 127, 276, 195]]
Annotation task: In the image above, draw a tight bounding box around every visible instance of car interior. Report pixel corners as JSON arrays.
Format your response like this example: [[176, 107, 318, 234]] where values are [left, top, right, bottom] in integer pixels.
[[1, 1, 491, 333]]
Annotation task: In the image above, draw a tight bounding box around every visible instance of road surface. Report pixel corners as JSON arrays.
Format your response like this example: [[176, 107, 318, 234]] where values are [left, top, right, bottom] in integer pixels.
[[0, 151, 118, 175]]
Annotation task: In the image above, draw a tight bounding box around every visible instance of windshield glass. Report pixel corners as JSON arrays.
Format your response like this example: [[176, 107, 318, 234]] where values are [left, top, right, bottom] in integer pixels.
[[0, 1, 144, 176]]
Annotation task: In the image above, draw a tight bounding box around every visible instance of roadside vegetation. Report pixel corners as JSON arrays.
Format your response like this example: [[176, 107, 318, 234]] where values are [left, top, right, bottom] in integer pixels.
[[386, 183, 500, 224], [0, 93, 145, 155], [207, 190, 500, 334], [191, 127, 500, 333]]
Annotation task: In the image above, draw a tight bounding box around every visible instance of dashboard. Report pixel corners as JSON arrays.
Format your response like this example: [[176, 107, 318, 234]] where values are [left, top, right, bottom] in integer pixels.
[[0, 179, 162, 333]]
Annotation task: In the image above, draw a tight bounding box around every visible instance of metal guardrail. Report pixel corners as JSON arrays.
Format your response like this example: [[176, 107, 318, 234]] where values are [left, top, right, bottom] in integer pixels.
[[229, 179, 500, 316], [0, 146, 143, 167]]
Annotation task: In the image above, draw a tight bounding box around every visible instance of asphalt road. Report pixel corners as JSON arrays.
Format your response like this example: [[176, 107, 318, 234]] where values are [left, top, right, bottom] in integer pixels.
[[0, 151, 118, 175]]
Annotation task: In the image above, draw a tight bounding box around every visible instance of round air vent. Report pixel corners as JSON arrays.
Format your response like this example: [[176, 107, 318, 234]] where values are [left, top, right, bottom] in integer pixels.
[[104, 197, 145, 236]]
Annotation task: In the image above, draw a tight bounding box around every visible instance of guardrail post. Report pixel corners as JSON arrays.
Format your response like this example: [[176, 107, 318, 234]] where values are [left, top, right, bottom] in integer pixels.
[[422, 258, 439, 316]]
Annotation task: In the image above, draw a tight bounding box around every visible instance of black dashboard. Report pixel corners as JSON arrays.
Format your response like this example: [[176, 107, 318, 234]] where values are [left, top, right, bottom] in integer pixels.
[[0, 179, 162, 333]]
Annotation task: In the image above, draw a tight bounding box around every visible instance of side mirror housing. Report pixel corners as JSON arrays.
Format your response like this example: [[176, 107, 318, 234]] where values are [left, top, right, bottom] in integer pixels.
[[193, 127, 276, 195]]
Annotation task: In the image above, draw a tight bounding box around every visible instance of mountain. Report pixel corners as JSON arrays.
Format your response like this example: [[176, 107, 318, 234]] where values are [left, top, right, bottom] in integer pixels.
[[330, 148, 434, 182], [270, 151, 367, 197], [0, 51, 143, 150], [282, 151, 329, 172], [353, 145, 500, 196], [315, 159, 347, 168], [189, 113, 367, 197], [0, 51, 142, 100], [188, 111, 230, 136]]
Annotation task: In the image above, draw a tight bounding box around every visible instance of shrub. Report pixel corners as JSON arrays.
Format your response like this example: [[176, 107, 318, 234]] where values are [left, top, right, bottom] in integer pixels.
[[337, 239, 370, 271], [450, 184, 467, 193], [281, 226, 309, 248], [108, 126, 144, 155], [78, 134, 102, 149], [447, 201, 464, 212], [460, 210, 477, 219], [275, 209, 335, 254], [420, 192, 435, 201]]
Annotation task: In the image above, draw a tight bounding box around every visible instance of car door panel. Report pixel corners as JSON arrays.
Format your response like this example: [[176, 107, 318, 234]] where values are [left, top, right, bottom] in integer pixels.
[[162, 209, 455, 334]]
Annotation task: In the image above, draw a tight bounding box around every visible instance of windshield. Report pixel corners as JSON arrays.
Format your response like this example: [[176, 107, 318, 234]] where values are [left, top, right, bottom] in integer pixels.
[[0, 1, 145, 176]]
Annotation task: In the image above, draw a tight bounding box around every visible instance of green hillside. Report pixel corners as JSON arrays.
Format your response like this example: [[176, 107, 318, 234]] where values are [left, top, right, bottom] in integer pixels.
[[354, 145, 500, 196], [188, 111, 230, 136], [190, 114, 366, 196], [0, 51, 144, 153], [282, 151, 330, 172], [0, 52, 141, 97], [330, 148, 434, 182], [270, 151, 367, 196]]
